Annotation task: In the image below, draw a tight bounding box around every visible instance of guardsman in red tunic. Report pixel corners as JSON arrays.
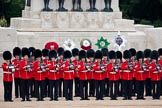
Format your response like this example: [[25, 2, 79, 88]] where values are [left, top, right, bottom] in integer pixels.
[[144, 49, 152, 96], [20, 48, 32, 101], [12, 47, 21, 98], [2, 51, 14, 102], [101, 48, 109, 97], [107, 51, 119, 100], [158, 48, 162, 95], [63, 50, 74, 101], [33, 49, 45, 101], [129, 48, 136, 96], [120, 50, 133, 100], [134, 51, 146, 100], [48, 50, 59, 101], [72, 48, 80, 97], [93, 50, 105, 100], [116, 51, 123, 96], [149, 50, 161, 99], [42, 48, 50, 97], [57, 47, 65, 97], [78, 50, 89, 100], [87, 49, 95, 97], [28, 47, 35, 98]]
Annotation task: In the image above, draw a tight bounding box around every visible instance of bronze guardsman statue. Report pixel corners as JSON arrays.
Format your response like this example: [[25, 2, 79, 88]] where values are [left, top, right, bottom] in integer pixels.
[[57, 0, 68, 11], [87, 0, 98, 12], [102, 0, 113, 12], [42, 0, 53, 11]]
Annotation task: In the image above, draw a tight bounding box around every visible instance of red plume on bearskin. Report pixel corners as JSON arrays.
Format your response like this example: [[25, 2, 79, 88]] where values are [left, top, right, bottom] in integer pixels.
[[45, 42, 59, 51]]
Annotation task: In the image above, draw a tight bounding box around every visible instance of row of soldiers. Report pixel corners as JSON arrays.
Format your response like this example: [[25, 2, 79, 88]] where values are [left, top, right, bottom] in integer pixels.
[[2, 47, 162, 102]]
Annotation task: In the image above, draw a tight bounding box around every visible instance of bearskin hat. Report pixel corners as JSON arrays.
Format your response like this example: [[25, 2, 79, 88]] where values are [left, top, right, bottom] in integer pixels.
[[79, 50, 86, 60], [116, 51, 122, 59], [57, 47, 64, 56], [3, 51, 12, 60], [42, 48, 49, 57], [49, 50, 57, 59], [64, 50, 72, 59], [22, 47, 30, 57], [158, 48, 162, 56], [95, 50, 103, 59], [72, 48, 79, 57], [129, 48, 136, 56], [34, 49, 42, 58], [101, 48, 108, 56], [13, 47, 21, 57], [109, 50, 116, 59], [151, 50, 159, 60], [87, 49, 95, 58], [29, 47, 35, 56], [136, 51, 144, 60], [144, 49, 151, 58], [123, 50, 131, 59]]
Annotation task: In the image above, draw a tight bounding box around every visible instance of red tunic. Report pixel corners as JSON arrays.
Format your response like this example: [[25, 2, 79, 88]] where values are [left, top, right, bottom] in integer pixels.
[[63, 61, 74, 80], [134, 62, 146, 81], [93, 62, 105, 80], [107, 63, 119, 81], [144, 60, 151, 79], [158, 60, 162, 78], [72, 60, 79, 78], [2, 63, 13, 82], [19, 60, 31, 79], [48, 61, 59, 80], [78, 62, 88, 80], [33, 61, 45, 81], [12, 59, 21, 78], [120, 61, 133, 80], [43, 59, 50, 78], [149, 62, 161, 81], [87, 61, 94, 80], [58, 59, 64, 79], [102, 60, 107, 79]]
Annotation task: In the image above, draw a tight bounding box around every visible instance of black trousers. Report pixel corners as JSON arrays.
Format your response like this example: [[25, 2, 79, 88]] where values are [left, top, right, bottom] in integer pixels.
[[59, 78, 64, 97], [123, 80, 132, 99], [132, 78, 136, 96], [136, 80, 145, 99], [104, 78, 109, 96], [64, 80, 73, 100], [152, 81, 161, 99], [30, 78, 35, 97], [145, 78, 152, 96], [160, 78, 162, 95], [3, 82, 12, 101], [14, 78, 21, 98], [109, 80, 119, 99], [49, 80, 59, 100], [95, 80, 104, 100], [44, 78, 50, 97], [35, 80, 45, 100], [118, 79, 123, 96], [80, 80, 88, 99], [88, 79, 95, 97], [74, 77, 80, 96], [21, 79, 30, 100]]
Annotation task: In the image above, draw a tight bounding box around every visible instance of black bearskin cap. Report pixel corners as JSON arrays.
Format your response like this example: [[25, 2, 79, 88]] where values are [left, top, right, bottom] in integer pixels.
[[29, 47, 35, 56], [57, 47, 64, 56], [123, 50, 131, 59], [101, 48, 108, 56], [87, 49, 95, 58], [109, 50, 116, 59], [95, 50, 103, 59], [34, 49, 42, 58], [79, 50, 86, 60], [136, 51, 144, 60], [151, 50, 159, 60], [3, 51, 12, 60], [49, 50, 57, 59], [72, 48, 79, 57], [144, 49, 151, 58], [42, 48, 49, 57], [64, 50, 72, 59], [13, 47, 21, 57], [129, 48, 136, 56], [116, 51, 122, 59], [22, 47, 30, 57], [158, 48, 162, 56]]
